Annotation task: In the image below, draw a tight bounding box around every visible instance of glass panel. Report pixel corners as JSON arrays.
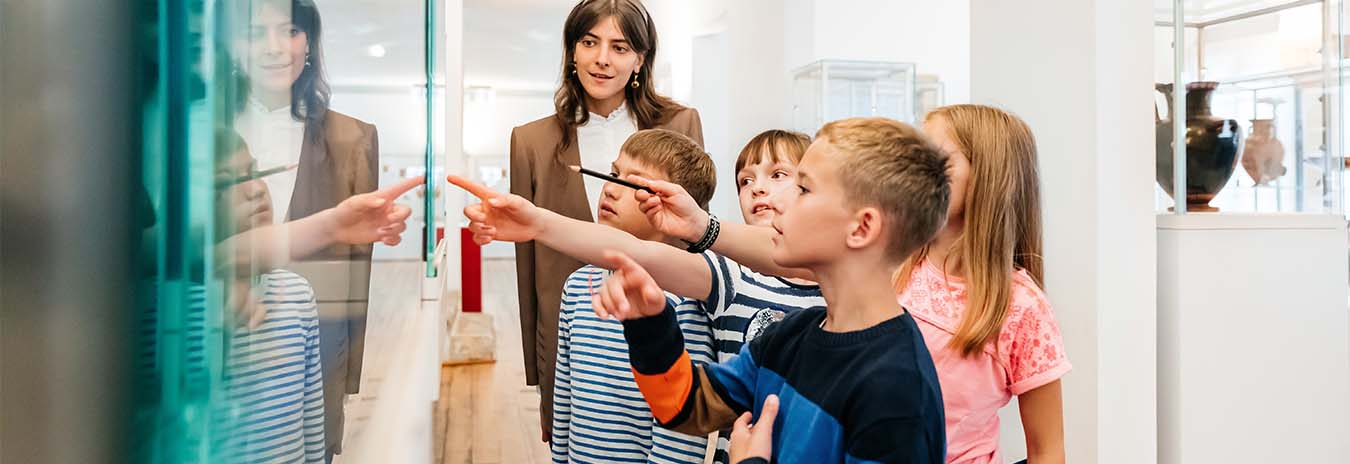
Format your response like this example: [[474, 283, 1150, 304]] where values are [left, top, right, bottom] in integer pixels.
[[791, 60, 917, 134], [1153, 0, 1344, 214], [132, 0, 437, 461]]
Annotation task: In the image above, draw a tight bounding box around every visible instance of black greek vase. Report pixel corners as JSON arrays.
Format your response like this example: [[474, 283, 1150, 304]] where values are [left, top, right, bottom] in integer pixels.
[[1155, 81, 1243, 212]]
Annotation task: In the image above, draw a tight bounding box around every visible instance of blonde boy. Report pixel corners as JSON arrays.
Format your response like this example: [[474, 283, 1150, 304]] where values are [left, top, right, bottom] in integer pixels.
[[592, 118, 951, 463]]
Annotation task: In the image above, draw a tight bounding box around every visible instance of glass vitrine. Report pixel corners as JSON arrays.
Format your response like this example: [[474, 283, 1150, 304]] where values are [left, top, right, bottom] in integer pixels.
[[791, 59, 918, 134], [1153, 0, 1345, 214]]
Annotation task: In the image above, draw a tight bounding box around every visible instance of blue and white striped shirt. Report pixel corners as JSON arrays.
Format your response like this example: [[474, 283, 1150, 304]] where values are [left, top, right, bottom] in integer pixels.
[[218, 270, 326, 463], [551, 265, 715, 464], [139, 270, 325, 463]]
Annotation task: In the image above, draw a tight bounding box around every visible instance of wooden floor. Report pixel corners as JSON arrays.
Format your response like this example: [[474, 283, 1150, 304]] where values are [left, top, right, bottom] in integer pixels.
[[433, 258, 551, 464], [334, 260, 440, 464]]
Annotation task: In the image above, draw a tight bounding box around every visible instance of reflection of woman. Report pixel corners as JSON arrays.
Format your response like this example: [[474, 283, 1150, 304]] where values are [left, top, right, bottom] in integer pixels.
[[510, 0, 704, 439], [232, 1, 377, 460]]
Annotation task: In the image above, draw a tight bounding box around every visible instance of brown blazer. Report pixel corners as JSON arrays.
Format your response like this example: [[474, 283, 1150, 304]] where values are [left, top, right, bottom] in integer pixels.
[[509, 107, 703, 425], [288, 109, 379, 455]]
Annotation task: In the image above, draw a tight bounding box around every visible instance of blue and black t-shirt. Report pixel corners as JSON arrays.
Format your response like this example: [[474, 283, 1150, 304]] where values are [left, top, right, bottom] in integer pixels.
[[624, 303, 946, 464]]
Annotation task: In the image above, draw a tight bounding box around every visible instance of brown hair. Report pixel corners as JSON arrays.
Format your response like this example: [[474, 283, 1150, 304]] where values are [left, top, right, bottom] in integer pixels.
[[899, 104, 1044, 358], [815, 118, 950, 262], [554, 0, 684, 158], [733, 129, 811, 180], [621, 129, 716, 210]]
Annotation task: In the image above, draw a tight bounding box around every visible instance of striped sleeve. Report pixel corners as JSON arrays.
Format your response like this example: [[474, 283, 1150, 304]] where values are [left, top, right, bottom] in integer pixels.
[[623, 303, 747, 437], [700, 253, 741, 317]]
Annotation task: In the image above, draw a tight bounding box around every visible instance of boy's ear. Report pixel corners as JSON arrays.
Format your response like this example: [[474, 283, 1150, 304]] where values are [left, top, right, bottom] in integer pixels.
[[845, 207, 884, 251]]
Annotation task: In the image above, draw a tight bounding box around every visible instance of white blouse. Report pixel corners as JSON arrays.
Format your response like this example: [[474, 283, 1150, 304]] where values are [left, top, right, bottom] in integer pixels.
[[235, 99, 305, 220], [575, 103, 638, 220]]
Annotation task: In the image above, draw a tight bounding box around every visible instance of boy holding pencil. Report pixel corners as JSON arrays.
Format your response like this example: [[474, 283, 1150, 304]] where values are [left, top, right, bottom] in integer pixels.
[[461, 129, 719, 463]]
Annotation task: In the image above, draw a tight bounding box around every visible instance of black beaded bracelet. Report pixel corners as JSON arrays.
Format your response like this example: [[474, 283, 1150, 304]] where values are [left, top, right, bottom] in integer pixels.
[[683, 213, 720, 253]]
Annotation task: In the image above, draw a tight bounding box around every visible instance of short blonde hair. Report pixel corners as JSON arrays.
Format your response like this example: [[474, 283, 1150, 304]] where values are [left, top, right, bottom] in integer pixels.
[[816, 117, 950, 261], [621, 129, 717, 210]]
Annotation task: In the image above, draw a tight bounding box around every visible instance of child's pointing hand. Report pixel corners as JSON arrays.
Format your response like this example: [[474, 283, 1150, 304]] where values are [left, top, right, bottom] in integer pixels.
[[592, 251, 668, 321], [628, 175, 711, 244], [447, 175, 545, 245]]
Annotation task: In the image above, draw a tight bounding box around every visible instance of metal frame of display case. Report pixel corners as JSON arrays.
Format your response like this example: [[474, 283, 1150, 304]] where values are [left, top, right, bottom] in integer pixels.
[[1155, 0, 1344, 214], [916, 77, 945, 120], [791, 60, 918, 132]]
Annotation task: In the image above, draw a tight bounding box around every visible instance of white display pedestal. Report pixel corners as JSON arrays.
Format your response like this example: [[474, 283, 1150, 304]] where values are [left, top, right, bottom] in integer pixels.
[[1157, 214, 1350, 463]]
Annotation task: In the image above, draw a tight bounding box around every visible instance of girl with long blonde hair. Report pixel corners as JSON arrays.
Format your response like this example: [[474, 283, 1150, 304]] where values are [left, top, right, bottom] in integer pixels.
[[897, 104, 1069, 464]]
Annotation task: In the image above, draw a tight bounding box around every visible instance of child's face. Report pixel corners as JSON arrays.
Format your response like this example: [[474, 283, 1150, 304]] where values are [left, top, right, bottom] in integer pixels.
[[923, 116, 970, 225], [214, 147, 274, 239], [736, 155, 799, 226], [597, 152, 666, 241], [769, 140, 854, 269]]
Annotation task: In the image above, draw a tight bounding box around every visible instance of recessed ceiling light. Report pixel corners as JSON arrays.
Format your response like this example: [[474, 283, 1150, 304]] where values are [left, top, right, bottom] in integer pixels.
[[367, 44, 387, 58]]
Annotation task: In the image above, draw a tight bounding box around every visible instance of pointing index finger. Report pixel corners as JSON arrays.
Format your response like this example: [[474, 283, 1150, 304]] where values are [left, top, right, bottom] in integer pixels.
[[379, 175, 426, 202], [446, 174, 500, 202]]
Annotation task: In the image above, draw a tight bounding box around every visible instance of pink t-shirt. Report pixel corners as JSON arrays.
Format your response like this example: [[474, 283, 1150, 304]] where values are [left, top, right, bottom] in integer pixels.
[[898, 260, 1071, 464]]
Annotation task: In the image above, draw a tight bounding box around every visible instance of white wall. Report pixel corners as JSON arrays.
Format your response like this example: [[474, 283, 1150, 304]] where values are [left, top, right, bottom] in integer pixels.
[[809, 0, 971, 103], [691, 31, 738, 220], [684, 0, 793, 222], [971, 1, 1157, 463]]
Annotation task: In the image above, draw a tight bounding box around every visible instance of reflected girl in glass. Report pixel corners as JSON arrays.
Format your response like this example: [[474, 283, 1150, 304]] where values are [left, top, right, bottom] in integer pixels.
[[232, 1, 378, 461]]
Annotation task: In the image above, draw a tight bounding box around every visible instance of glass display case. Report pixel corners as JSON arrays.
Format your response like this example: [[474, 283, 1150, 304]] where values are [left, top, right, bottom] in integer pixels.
[[130, 0, 444, 461], [916, 74, 946, 121], [791, 60, 917, 134], [1153, 0, 1345, 214]]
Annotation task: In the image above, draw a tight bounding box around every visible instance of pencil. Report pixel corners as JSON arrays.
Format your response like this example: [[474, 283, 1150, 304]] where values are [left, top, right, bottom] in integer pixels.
[[216, 163, 299, 189], [567, 165, 656, 194]]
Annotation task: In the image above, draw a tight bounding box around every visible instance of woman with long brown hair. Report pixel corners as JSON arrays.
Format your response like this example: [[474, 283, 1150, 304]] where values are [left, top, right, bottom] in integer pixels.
[[231, 0, 379, 460], [896, 104, 1069, 464], [508, 0, 704, 442]]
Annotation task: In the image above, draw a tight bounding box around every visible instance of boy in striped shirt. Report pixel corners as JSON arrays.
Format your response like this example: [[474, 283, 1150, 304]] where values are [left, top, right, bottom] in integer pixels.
[[545, 129, 720, 463]]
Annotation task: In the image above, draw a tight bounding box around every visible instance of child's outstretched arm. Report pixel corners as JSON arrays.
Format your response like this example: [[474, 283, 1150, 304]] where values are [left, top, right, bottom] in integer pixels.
[[447, 176, 713, 301], [593, 252, 758, 437], [217, 175, 421, 272], [628, 175, 814, 281]]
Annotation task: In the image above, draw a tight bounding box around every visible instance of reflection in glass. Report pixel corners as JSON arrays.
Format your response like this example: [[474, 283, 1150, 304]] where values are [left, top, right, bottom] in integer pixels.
[[131, 0, 427, 461]]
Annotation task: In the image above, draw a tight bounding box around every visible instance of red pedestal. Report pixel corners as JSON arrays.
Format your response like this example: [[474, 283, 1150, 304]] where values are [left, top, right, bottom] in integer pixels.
[[460, 227, 482, 313]]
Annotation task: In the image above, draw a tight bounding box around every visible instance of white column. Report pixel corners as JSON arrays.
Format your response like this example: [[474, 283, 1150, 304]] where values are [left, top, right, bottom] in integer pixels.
[[440, 0, 464, 296], [971, 1, 1158, 463]]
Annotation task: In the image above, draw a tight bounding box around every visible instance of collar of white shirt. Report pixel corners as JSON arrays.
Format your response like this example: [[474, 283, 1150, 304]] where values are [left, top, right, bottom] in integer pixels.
[[579, 102, 630, 127]]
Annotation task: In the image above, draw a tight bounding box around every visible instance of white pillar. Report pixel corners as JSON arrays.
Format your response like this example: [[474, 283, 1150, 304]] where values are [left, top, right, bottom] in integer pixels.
[[440, 0, 465, 296], [971, 1, 1158, 463], [1157, 214, 1350, 463]]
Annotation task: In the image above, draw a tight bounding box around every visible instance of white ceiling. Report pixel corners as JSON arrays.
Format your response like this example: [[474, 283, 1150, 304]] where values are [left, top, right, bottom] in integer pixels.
[[320, 0, 434, 86], [313, 0, 572, 89], [463, 1, 572, 90]]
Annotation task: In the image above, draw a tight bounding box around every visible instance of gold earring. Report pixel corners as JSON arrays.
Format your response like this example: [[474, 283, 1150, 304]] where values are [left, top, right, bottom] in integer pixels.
[[631, 69, 640, 89]]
